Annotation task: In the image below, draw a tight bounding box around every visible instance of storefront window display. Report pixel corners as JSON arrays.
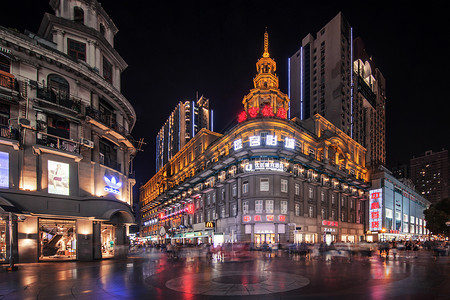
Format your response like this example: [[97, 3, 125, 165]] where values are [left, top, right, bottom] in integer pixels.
[[254, 233, 277, 247], [39, 219, 76, 261], [101, 225, 115, 258], [0, 221, 6, 262]]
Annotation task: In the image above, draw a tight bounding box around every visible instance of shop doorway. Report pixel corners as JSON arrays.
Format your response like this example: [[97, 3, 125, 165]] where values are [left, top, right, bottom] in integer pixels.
[[0, 220, 6, 262], [254, 233, 277, 247], [101, 225, 115, 258], [39, 219, 76, 261]]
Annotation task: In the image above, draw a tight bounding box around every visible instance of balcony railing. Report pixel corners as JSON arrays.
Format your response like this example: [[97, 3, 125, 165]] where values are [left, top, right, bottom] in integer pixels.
[[36, 132, 80, 154], [86, 106, 129, 136], [36, 86, 81, 113], [0, 70, 15, 89], [99, 153, 121, 172], [0, 124, 19, 140]]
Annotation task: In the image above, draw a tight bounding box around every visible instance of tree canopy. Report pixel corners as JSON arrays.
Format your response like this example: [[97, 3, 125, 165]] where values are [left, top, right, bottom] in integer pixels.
[[424, 198, 450, 238]]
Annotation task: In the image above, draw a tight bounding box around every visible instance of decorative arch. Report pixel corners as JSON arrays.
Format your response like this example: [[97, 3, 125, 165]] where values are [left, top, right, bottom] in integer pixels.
[[74, 6, 84, 24], [102, 209, 134, 224]]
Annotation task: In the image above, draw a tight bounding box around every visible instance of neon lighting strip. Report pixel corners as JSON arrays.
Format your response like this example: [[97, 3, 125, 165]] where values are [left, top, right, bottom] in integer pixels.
[[300, 46, 304, 120], [350, 27, 354, 138], [211, 109, 214, 132], [288, 57, 291, 119], [192, 101, 195, 137]]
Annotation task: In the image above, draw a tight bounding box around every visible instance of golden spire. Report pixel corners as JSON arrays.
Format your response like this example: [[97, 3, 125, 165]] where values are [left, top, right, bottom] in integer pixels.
[[263, 28, 269, 58]]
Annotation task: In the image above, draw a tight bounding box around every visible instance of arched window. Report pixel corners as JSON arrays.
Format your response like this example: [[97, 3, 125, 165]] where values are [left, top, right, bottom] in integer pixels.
[[99, 23, 106, 36], [0, 55, 10, 73], [74, 7, 84, 24], [47, 74, 70, 102]]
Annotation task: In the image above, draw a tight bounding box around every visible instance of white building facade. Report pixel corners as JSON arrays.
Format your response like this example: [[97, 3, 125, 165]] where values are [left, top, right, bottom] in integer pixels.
[[0, 0, 136, 263]]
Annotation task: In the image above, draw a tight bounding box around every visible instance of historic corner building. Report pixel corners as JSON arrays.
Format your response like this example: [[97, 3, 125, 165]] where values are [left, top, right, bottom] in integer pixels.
[[140, 32, 370, 247], [0, 0, 136, 263], [366, 169, 430, 242]]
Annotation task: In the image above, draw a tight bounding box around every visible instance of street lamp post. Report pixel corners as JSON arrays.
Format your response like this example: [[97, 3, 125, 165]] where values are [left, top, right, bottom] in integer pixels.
[[381, 228, 386, 242]]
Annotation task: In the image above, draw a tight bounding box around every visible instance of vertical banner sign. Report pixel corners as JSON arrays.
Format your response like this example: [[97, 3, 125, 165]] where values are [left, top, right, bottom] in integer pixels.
[[0, 152, 9, 188], [369, 189, 383, 231], [48, 160, 70, 195]]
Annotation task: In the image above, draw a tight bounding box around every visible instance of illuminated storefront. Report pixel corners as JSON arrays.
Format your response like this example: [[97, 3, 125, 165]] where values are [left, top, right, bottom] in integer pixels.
[[367, 171, 431, 241], [0, 0, 136, 264], [140, 32, 369, 246]]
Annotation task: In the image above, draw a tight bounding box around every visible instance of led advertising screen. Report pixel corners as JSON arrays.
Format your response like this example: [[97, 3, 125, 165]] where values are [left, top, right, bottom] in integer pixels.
[[0, 151, 9, 188], [369, 188, 383, 231], [48, 160, 69, 195]]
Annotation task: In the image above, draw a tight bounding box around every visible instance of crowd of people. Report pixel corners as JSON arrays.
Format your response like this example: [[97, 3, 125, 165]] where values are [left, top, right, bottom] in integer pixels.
[[129, 239, 450, 261]]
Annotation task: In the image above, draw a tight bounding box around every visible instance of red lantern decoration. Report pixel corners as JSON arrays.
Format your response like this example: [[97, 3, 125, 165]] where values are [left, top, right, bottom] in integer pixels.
[[237, 111, 247, 123], [261, 105, 274, 117], [276, 107, 287, 119], [248, 106, 259, 118]]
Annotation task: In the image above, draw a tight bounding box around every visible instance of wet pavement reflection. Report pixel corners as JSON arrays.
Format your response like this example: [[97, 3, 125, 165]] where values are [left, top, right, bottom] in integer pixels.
[[0, 246, 449, 299]]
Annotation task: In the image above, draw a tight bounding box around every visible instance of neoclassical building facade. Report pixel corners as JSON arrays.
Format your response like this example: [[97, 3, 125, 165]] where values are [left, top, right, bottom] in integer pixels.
[[140, 32, 369, 246], [0, 0, 136, 263]]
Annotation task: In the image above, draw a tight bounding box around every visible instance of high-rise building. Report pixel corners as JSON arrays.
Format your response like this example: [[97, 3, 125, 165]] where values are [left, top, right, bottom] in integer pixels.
[[288, 12, 386, 168], [156, 96, 212, 171], [410, 149, 449, 204], [0, 0, 136, 263]]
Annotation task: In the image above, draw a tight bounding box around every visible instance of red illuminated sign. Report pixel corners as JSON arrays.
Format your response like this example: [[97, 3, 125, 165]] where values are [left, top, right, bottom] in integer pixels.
[[369, 189, 383, 231], [187, 204, 195, 214], [248, 107, 259, 118], [266, 215, 274, 221], [371, 192, 380, 199], [278, 215, 286, 222], [254, 215, 261, 221], [243, 215, 251, 222], [276, 107, 287, 119], [322, 220, 338, 227], [158, 212, 164, 219], [238, 111, 247, 123], [261, 105, 274, 117]]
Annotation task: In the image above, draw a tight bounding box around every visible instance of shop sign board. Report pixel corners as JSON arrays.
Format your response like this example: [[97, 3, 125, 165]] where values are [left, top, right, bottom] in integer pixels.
[[244, 161, 285, 172], [369, 189, 383, 231]]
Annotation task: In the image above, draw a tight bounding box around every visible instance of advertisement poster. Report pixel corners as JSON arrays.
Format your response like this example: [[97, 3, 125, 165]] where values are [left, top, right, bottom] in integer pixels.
[[0, 152, 8, 188], [48, 160, 69, 195]]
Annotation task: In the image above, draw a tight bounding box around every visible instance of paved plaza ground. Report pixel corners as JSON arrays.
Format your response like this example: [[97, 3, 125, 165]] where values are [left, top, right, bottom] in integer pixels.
[[1, 248, 449, 299]]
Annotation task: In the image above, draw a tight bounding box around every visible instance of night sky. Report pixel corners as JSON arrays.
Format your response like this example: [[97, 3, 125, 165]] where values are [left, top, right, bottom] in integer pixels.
[[2, 1, 449, 190]]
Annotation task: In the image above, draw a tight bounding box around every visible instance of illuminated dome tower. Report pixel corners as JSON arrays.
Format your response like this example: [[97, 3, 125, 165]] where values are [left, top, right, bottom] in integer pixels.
[[240, 30, 290, 121]]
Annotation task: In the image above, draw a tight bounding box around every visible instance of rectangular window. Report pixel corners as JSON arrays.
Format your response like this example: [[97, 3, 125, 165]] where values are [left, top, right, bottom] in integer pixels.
[[295, 183, 300, 195], [331, 194, 336, 205], [308, 187, 314, 199], [232, 184, 237, 197], [221, 188, 225, 201], [321, 208, 326, 219], [266, 200, 274, 213], [332, 210, 336, 220], [243, 201, 249, 214], [281, 201, 288, 214], [231, 203, 237, 217], [321, 191, 325, 202], [212, 193, 216, 204], [103, 56, 113, 84], [220, 206, 225, 218], [255, 200, 263, 213], [0, 152, 9, 188], [295, 203, 300, 216], [68, 38, 86, 61], [207, 194, 211, 205], [260, 178, 269, 192], [341, 212, 345, 222], [243, 180, 248, 194], [281, 179, 288, 193], [308, 206, 314, 218]]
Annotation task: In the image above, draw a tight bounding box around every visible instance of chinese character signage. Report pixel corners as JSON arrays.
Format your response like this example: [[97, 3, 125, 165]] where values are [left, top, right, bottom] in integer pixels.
[[265, 135, 277, 146], [0, 151, 9, 188], [369, 189, 383, 231], [233, 139, 243, 151], [244, 160, 285, 172], [285, 138, 295, 149], [48, 160, 69, 195]]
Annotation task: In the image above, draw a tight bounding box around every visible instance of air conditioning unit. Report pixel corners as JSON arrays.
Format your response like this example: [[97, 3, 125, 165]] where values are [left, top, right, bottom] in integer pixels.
[[80, 138, 94, 148]]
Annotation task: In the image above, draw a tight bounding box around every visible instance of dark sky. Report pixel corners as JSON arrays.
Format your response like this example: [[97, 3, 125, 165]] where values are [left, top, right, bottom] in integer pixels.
[[2, 1, 449, 188]]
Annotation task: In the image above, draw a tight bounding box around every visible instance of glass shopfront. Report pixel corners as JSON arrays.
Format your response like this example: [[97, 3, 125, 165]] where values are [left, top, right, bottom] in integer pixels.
[[101, 224, 115, 258], [0, 220, 6, 262], [39, 219, 76, 261], [254, 234, 277, 247]]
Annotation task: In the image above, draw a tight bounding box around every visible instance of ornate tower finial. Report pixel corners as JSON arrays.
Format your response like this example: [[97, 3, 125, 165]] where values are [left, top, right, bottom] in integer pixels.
[[263, 28, 269, 58]]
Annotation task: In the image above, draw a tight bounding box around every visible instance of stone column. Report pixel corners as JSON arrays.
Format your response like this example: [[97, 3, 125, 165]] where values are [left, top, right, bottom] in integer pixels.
[[87, 39, 96, 67], [53, 29, 65, 52]]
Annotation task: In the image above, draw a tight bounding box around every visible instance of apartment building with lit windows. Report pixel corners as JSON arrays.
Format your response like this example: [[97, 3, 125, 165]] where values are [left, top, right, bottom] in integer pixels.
[[0, 0, 136, 264], [288, 12, 386, 168], [410, 149, 449, 204], [156, 96, 212, 172]]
